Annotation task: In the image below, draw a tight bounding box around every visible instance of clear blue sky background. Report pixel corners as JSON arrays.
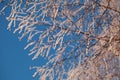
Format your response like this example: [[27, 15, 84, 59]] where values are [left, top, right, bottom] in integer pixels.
[[0, 13, 46, 80]]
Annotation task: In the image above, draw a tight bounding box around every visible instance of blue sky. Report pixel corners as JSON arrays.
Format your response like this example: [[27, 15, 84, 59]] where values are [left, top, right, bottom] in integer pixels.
[[0, 14, 46, 80]]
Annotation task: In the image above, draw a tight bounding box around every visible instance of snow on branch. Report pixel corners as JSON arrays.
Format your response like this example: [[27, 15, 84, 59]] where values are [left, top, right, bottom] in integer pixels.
[[0, 0, 120, 80]]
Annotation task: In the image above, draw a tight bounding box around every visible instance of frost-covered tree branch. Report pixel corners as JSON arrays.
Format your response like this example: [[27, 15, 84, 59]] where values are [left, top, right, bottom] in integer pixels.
[[0, 0, 120, 80]]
